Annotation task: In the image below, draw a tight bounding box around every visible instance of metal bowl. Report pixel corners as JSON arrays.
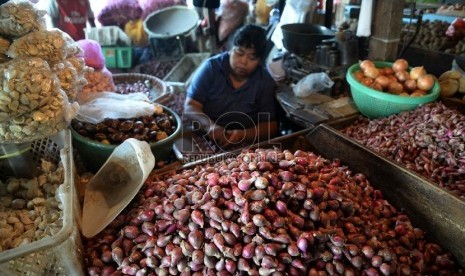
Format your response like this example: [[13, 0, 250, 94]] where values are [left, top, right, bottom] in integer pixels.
[[281, 23, 334, 55]]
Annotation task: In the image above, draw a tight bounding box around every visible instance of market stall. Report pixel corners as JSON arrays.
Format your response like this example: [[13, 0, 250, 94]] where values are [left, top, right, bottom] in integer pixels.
[[1, 0, 465, 275]]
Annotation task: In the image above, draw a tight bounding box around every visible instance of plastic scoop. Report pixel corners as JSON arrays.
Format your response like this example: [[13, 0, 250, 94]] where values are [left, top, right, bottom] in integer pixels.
[[81, 138, 155, 238]]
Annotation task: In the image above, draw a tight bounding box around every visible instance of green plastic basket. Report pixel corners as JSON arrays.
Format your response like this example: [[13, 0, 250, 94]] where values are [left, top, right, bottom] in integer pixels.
[[346, 61, 440, 118], [70, 106, 181, 173]]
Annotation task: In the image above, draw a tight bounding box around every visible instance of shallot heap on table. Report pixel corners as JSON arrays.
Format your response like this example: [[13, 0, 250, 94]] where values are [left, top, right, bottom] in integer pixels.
[[83, 148, 462, 275]]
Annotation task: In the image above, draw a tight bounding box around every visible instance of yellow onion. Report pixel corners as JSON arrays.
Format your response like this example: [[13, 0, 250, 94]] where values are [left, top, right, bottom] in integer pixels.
[[395, 70, 410, 83], [392, 59, 409, 72], [417, 74, 435, 91], [370, 82, 383, 91], [410, 66, 427, 80], [388, 82, 403, 94], [404, 79, 417, 91], [360, 60, 375, 72], [410, 90, 426, 97], [364, 66, 380, 79], [361, 78, 373, 86], [353, 70, 364, 82], [374, 75, 390, 89]]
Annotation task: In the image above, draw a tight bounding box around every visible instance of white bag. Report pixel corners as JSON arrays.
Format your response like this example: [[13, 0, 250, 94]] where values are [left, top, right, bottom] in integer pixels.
[[75, 91, 156, 124], [271, 0, 316, 49], [293, 72, 334, 98]]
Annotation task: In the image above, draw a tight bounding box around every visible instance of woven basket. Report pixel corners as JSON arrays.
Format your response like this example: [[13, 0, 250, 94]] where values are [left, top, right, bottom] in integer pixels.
[[112, 73, 169, 102]]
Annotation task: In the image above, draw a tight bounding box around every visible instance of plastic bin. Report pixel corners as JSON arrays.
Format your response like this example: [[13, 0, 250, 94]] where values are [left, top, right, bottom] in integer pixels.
[[84, 26, 131, 46], [163, 53, 210, 92], [0, 130, 84, 275], [102, 47, 117, 68], [102, 47, 133, 69], [116, 47, 133, 69]]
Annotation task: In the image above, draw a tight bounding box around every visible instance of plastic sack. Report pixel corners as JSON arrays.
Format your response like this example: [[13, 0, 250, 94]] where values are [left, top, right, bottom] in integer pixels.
[[218, 0, 249, 42], [97, 0, 142, 27], [125, 19, 149, 47], [77, 39, 105, 70], [446, 18, 465, 40], [138, 0, 187, 19], [6, 29, 82, 64], [0, 0, 46, 37], [75, 91, 156, 124], [82, 67, 116, 93], [293, 72, 334, 98]]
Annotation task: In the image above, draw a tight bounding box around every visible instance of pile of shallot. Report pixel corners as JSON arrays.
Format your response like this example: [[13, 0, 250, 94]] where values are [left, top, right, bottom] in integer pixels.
[[83, 148, 462, 275], [342, 102, 465, 198]]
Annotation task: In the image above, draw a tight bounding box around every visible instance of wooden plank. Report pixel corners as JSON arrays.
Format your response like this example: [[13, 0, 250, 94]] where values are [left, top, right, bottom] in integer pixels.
[[368, 0, 406, 60]]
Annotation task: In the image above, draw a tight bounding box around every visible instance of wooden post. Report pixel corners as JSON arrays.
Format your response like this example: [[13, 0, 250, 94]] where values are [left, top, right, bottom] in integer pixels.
[[368, 0, 405, 61]]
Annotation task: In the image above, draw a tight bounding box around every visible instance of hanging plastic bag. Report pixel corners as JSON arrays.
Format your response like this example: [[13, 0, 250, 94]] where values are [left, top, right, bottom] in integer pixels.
[[76, 39, 106, 70], [217, 0, 249, 42], [446, 18, 465, 40], [124, 19, 149, 47], [75, 91, 157, 124], [293, 72, 334, 98], [97, 0, 142, 27], [271, 0, 315, 49]]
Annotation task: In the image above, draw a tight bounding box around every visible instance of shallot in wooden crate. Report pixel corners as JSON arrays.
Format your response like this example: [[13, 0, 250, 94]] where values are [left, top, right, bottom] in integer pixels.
[[82, 128, 464, 274]]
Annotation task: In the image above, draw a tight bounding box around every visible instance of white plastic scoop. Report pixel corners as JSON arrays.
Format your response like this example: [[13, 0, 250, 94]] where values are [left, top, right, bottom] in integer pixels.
[[81, 138, 155, 238]]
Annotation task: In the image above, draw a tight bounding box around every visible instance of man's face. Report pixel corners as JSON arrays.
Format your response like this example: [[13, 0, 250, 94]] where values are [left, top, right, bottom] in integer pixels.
[[229, 46, 260, 78]]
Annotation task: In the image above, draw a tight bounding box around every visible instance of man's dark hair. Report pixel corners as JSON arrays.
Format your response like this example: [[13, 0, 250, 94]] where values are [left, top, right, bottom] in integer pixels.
[[232, 24, 266, 60]]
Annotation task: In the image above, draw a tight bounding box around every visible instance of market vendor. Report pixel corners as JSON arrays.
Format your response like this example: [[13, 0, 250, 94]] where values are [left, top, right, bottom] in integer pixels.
[[45, 0, 95, 41], [184, 24, 278, 150]]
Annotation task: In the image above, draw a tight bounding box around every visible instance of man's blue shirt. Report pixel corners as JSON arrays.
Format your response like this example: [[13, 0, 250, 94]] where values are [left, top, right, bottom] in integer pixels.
[[187, 52, 277, 129]]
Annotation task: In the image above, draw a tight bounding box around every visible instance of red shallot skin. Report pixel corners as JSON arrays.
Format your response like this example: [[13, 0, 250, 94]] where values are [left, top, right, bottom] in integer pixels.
[[82, 147, 462, 275]]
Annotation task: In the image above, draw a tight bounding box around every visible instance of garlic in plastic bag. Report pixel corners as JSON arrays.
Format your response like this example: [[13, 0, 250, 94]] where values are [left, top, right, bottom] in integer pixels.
[[7, 29, 82, 64], [0, 0, 46, 37]]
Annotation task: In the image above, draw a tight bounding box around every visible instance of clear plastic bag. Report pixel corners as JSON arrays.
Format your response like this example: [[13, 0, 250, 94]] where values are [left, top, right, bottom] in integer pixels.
[[0, 0, 46, 37], [6, 29, 82, 64], [52, 60, 88, 101], [82, 67, 115, 93], [75, 91, 157, 124], [217, 0, 249, 42], [76, 39, 105, 70], [293, 72, 334, 98], [0, 57, 59, 118]]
